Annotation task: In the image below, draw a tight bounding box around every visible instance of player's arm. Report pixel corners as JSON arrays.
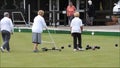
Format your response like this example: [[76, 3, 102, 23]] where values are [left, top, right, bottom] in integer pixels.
[[10, 19, 14, 34], [80, 26, 83, 32], [42, 18, 48, 30]]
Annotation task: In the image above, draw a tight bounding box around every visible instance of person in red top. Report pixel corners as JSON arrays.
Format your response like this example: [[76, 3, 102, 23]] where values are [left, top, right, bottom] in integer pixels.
[[66, 2, 76, 26]]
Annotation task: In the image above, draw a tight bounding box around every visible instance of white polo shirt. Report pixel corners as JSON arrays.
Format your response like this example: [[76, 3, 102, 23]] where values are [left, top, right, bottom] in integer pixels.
[[32, 15, 47, 33], [0, 17, 14, 33], [70, 17, 83, 33]]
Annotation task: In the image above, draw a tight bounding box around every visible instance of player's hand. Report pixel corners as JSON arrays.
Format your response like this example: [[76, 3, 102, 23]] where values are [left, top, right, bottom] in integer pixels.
[[46, 27, 48, 30]]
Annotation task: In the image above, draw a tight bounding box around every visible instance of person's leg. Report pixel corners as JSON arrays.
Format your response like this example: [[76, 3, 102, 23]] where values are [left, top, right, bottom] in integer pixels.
[[77, 33, 84, 51], [72, 33, 77, 49], [1, 30, 6, 49], [32, 33, 38, 52], [34, 33, 41, 51], [1, 30, 10, 52], [33, 43, 38, 51], [0, 30, 6, 52], [90, 17, 94, 25], [86, 13, 90, 25], [69, 16, 74, 23], [77, 33, 82, 48], [32, 33, 41, 52], [68, 16, 71, 26], [1, 31, 5, 42], [5, 31, 10, 51], [68, 16, 74, 26]]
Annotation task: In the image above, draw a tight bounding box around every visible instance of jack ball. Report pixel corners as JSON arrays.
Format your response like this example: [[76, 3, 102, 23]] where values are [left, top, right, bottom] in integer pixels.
[[61, 46, 64, 49], [115, 44, 118, 47], [68, 45, 71, 47]]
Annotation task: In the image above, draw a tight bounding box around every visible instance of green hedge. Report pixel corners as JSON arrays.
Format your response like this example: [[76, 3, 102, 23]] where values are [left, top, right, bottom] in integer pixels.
[[14, 28, 120, 36]]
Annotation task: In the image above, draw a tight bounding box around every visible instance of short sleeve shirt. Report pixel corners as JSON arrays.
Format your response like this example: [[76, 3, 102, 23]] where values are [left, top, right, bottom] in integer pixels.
[[70, 17, 83, 33]]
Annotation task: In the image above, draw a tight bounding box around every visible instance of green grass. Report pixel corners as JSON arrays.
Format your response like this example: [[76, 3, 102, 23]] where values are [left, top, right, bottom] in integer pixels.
[[0, 32, 120, 67]]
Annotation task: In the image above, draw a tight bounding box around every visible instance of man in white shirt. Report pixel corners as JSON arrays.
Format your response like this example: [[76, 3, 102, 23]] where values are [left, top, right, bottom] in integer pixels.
[[70, 12, 84, 51], [32, 10, 48, 52], [0, 12, 14, 52]]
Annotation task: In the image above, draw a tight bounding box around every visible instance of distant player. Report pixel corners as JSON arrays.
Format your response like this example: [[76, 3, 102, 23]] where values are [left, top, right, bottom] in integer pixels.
[[87, 0, 95, 26], [0, 12, 14, 53], [70, 12, 84, 51], [32, 10, 48, 52], [66, 2, 76, 26]]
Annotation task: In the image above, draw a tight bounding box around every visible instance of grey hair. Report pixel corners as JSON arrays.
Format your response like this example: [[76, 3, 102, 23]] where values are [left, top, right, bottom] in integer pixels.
[[4, 12, 9, 17]]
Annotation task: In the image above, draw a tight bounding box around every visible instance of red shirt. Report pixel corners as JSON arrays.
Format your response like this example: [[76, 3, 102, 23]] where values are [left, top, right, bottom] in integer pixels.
[[66, 5, 76, 16]]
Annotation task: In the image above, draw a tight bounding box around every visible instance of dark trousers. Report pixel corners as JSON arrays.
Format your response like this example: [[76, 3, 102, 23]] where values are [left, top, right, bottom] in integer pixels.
[[72, 33, 82, 49], [1, 30, 11, 51], [68, 16, 74, 25]]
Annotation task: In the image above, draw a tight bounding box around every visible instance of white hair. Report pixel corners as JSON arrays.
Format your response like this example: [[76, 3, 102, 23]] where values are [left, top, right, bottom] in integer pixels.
[[88, 0, 92, 5], [4, 12, 9, 17]]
